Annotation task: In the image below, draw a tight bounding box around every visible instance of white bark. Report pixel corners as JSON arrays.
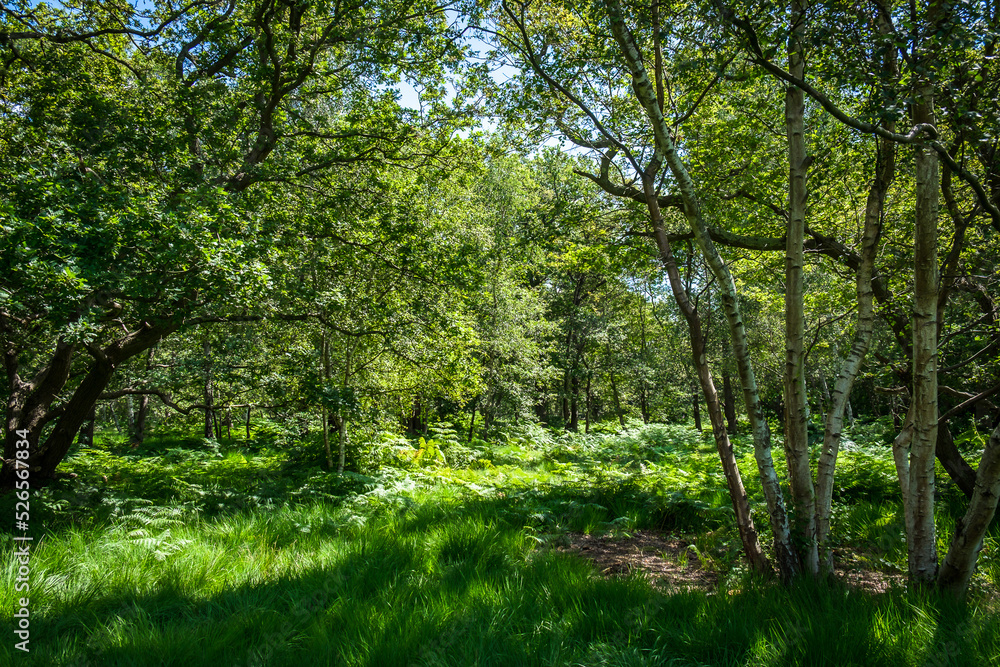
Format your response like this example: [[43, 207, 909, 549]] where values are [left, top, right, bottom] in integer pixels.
[[815, 101, 895, 567], [606, 0, 798, 579], [644, 178, 771, 576], [938, 421, 1000, 597], [892, 405, 915, 557], [783, 0, 817, 575], [908, 81, 940, 587]]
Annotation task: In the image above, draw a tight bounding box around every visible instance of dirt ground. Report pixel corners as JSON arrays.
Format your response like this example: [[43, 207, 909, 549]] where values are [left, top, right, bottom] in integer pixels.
[[557, 530, 906, 594]]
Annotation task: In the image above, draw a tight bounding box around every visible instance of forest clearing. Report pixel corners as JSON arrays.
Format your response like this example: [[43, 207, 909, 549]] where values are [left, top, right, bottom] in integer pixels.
[[2, 0, 1000, 665], [3, 422, 999, 665]]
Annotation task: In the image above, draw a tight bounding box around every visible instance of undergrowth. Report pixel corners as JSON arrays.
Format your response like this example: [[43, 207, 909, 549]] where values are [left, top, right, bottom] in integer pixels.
[[1, 421, 998, 666]]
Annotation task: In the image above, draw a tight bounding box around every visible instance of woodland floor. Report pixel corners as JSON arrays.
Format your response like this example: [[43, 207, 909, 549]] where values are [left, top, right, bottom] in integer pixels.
[[5, 423, 1000, 665], [560, 531, 915, 595]]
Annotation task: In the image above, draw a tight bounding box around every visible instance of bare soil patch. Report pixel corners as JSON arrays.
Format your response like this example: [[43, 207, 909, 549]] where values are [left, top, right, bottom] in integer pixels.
[[830, 547, 907, 594], [556, 530, 718, 592], [559, 531, 913, 595]]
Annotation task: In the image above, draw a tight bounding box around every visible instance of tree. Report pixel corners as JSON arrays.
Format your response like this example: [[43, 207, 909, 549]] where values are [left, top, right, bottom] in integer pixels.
[[0, 0, 468, 489], [714, 0, 1000, 594]]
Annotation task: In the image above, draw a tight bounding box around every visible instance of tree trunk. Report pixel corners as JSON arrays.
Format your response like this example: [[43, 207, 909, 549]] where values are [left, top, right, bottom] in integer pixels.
[[782, 0, 818, 575], [639, 301, 651, 424], [819, 375, 832, 413], [570, 373, 580, 432], [338, 345, 351, 474], [640, 382, 650, 424], [908, 81, 940, 588], [468, 397, 478, 443], [627, 15, 770, 571], [938, 421, 1000, 598], [108, 403, 122, 433], [79, 408, 96, 447], [893, 405, 916, 554], [1, 323, 176, 491], [321, 332, 333, 469], [561, 327, 574, 428], [607, 0, 797, 579], [692, 384, 702, 432], [723, 370, 737, 433], [815, 78, 895, 568], [338, 416, 348, 474], [202, 335, 214, 439], [937, 424, 977, 499], [648, 201, 771, 575], [409, 397, 425, 434], [132, 394, 150, 447]]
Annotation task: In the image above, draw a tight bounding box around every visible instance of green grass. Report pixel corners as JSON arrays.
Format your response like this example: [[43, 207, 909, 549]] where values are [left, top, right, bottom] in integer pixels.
[[2, 422, 999, 666]]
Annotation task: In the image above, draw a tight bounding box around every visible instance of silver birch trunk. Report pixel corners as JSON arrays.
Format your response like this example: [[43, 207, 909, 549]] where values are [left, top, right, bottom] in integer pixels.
[[938, 421, 1000, 597], [815, 128, 895, 568], [606, 0, 798, 579], [909, 83, 940, 587], [893, 405, 916, 555], [783, 0, 817, 575], [813, 168, 883, 568], [815, 11, 897, 570], [644, 177, 771, 576]]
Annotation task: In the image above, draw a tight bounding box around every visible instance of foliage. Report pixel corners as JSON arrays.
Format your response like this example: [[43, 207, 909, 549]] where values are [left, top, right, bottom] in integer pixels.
[[2, 424, 1000, 665]]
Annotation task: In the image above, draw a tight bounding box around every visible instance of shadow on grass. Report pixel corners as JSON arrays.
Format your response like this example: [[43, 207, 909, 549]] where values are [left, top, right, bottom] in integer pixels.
[[7, 492, 999, 667]]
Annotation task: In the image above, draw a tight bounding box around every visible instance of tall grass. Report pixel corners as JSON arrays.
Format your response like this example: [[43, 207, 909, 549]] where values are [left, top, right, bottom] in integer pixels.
[[2, 422, 998, 666]]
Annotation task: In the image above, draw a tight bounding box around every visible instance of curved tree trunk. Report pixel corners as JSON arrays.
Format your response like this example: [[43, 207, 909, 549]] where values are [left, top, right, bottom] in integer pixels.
[[2, 323, 177, 491], [607, 0, 798, 580], [815, 74, 895, 568], [645, 180, 771, 576], [938, 421, 1000, 597]]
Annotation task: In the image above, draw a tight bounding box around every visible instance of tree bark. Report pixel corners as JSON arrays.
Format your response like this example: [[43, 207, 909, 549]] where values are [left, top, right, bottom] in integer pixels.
[[2, 323, 176, 490], [815, 46, 896, 566], [782, 0, 817, 574], [606, 0, 798, 579], [79, 408, 96, 448], [937, 424, 977, 499], [692, 384, 703, 432], [938, 421, 1000, 597], [202, 334, 215, 439], [570, 371, 580, 432], [645, 181, 771, 575], [723, 370, 738, 433], [468, 397, 478, 443], [893, 404, 916, 553], [908, 80, 940, 588], [132, 394, 149, 446]]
